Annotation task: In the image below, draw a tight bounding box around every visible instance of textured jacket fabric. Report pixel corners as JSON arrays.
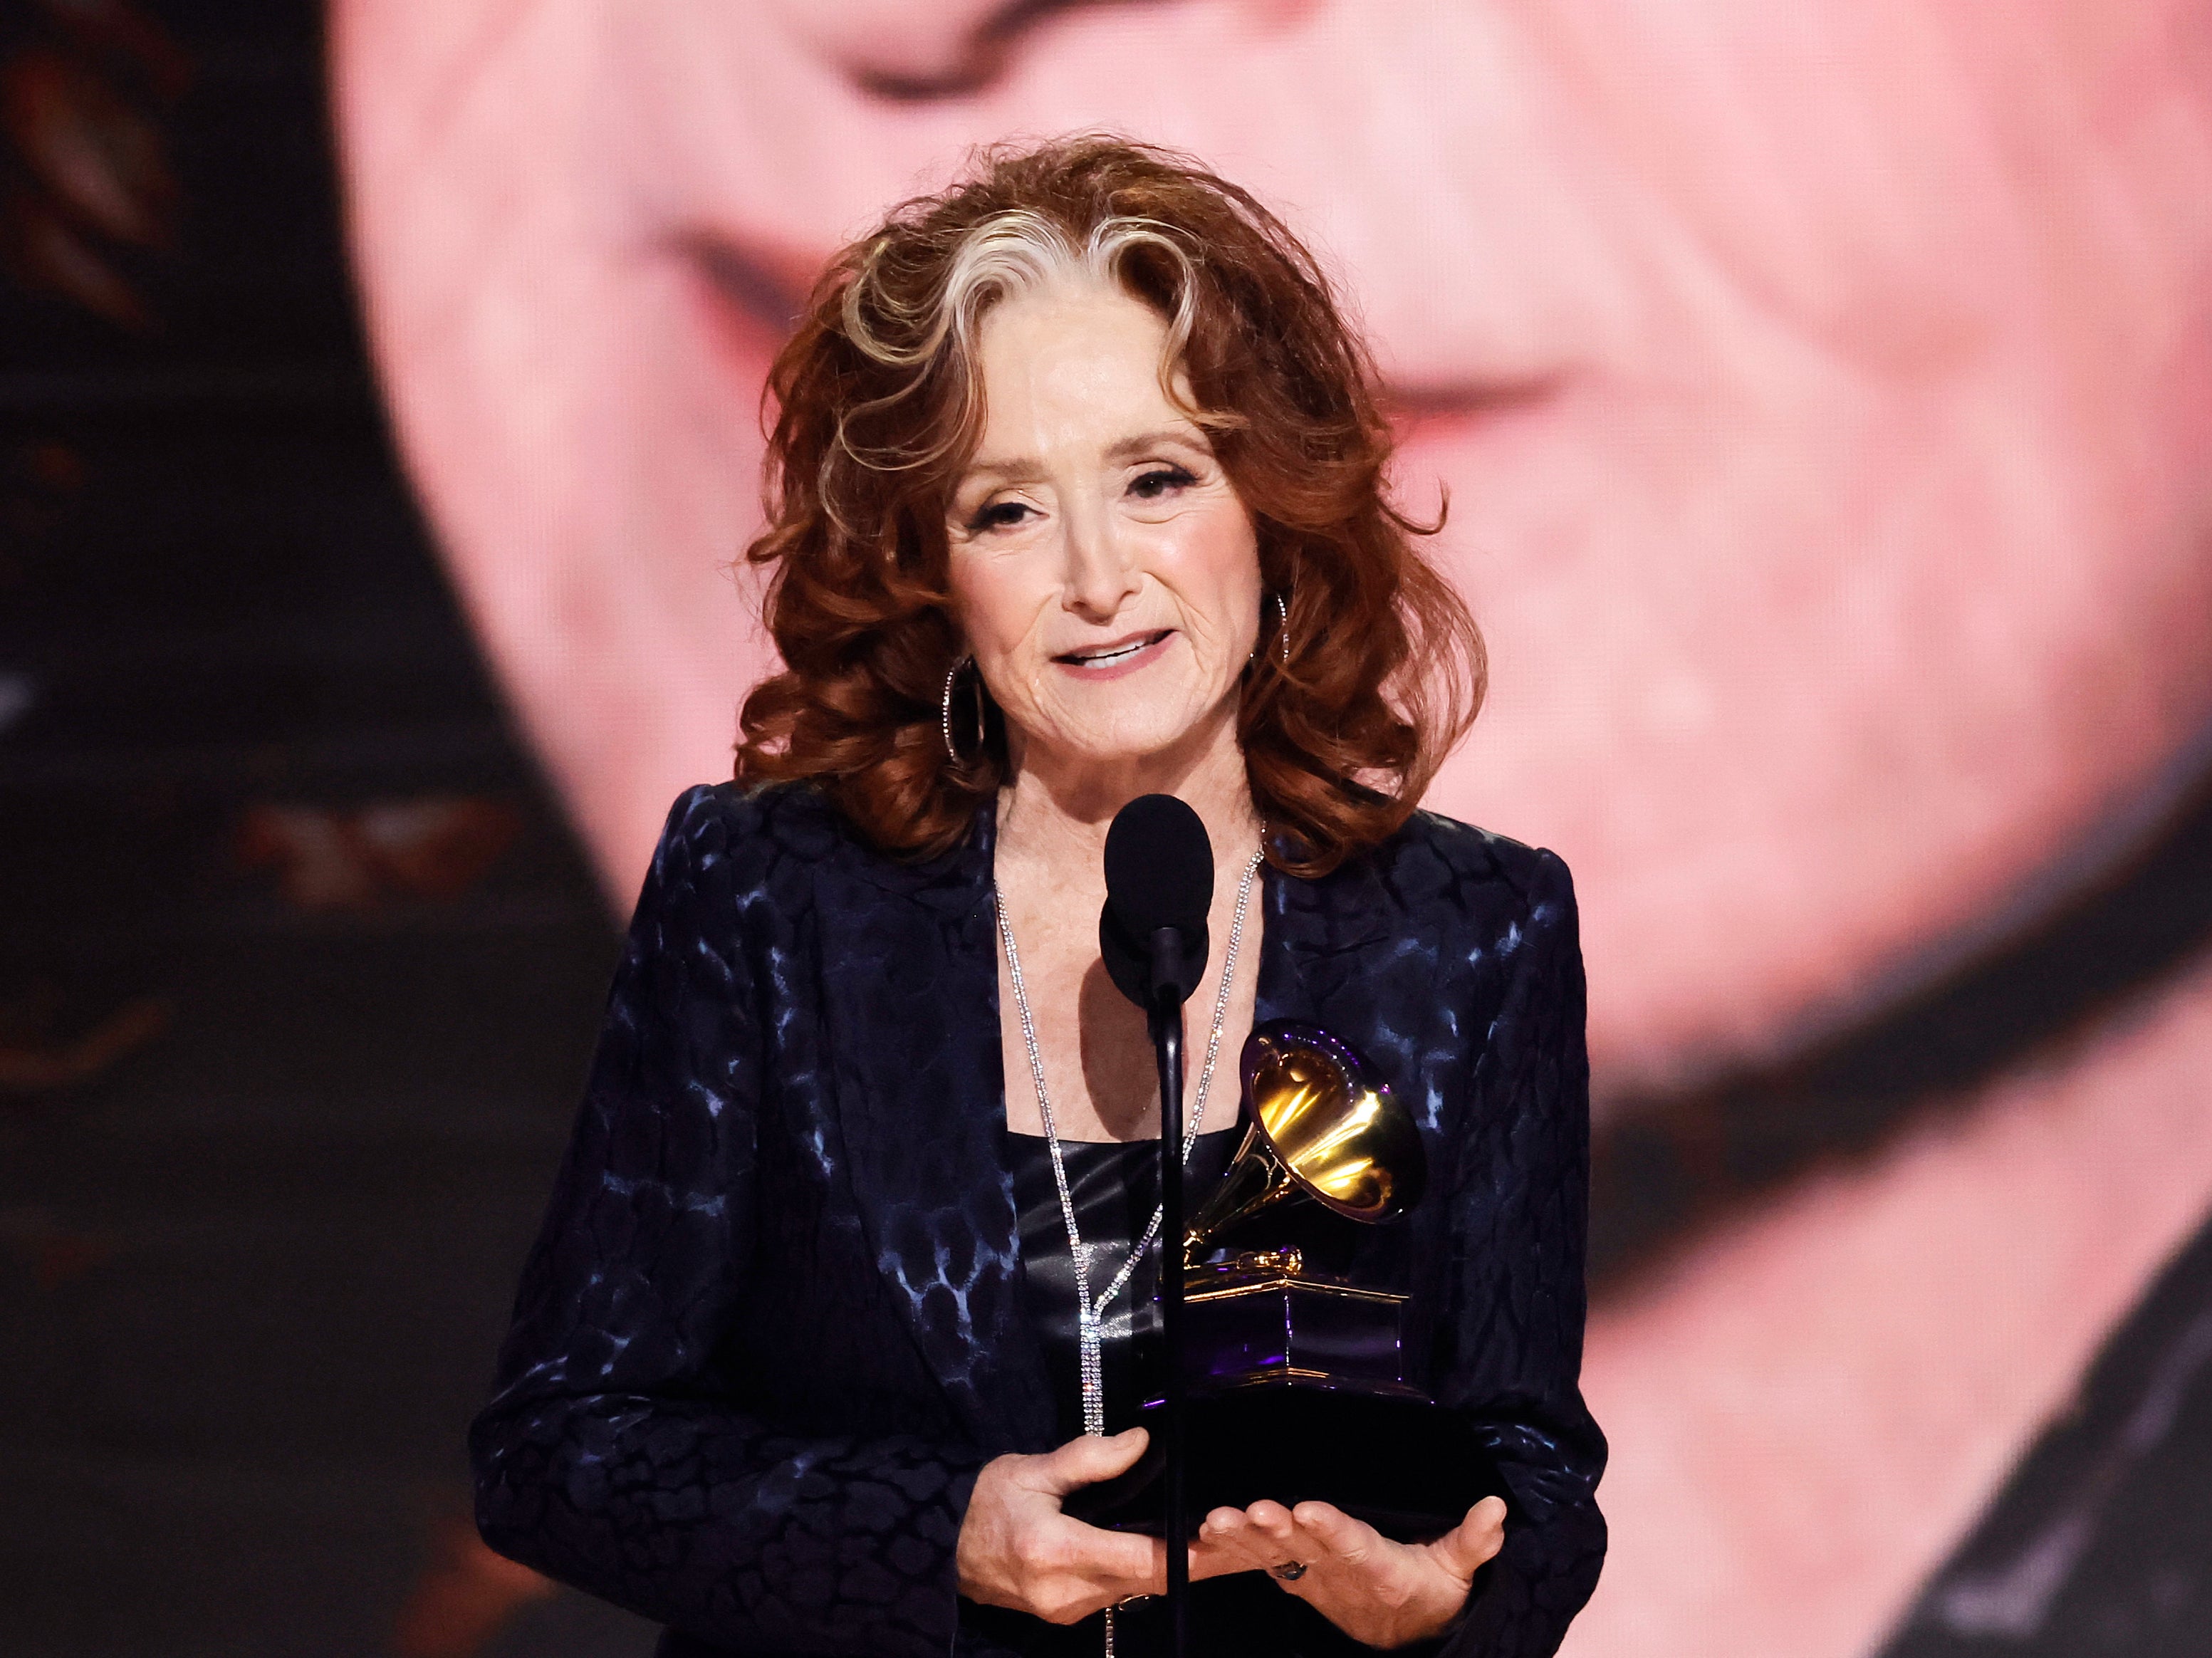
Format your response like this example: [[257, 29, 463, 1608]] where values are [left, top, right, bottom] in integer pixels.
[[471, 781, 1606, 1657]]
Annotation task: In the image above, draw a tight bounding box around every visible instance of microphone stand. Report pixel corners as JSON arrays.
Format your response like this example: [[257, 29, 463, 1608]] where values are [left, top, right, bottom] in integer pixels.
[[1149, 932, 1191, 1658]]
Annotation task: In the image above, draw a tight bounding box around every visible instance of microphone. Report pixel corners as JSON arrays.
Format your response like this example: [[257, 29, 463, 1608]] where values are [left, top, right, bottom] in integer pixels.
[[1098, 793, 1212, 1658], [1100, 793, 1214, 1011]]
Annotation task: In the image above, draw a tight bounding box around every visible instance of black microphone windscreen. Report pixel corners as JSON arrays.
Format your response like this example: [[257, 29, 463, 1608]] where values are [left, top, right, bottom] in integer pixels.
[[1103, 794, 1214, 934]]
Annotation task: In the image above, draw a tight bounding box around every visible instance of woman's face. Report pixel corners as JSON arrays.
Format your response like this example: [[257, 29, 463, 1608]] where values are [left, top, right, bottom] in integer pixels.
[[946, 283, 1262, 777]]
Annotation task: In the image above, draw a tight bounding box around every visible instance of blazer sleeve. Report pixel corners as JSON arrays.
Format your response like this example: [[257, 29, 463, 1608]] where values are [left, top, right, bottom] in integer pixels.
[[1436, 847, 1609, 1658], [469, 786, 990, 1657]]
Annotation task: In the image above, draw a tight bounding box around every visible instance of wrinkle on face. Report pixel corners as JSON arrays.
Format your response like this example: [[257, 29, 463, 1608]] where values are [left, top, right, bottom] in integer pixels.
[[764, 0, 1259, 100], [948, 281, 1261, 776]]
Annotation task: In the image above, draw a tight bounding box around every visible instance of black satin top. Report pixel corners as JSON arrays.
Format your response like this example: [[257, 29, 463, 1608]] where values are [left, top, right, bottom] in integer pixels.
[[470, 781, 1607, 1658], [1006, 1125, 1367, 1657], [1008, 1126, 1242, 1441]]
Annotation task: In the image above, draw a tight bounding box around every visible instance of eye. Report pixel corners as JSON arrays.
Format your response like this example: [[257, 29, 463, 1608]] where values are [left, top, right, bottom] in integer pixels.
[[1128, 465, 1198, 501], [966, 499, 1034, 533]]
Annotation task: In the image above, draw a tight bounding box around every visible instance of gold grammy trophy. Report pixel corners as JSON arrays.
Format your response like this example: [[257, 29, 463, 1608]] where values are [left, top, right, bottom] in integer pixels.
[[1067, 1020, 1503, 1539], [1179, 1022, 1427, 1394]]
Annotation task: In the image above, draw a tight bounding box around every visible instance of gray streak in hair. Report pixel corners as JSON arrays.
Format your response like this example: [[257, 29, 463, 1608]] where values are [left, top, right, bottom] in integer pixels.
[[833, 209, 1204, 475]]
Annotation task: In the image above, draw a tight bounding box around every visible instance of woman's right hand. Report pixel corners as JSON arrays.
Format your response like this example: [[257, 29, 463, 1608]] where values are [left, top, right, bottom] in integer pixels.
[[956, 1427, 1179, 1623]]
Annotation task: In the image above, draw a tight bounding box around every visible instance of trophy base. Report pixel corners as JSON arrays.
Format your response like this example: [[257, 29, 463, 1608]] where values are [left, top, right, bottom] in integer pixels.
[[1063, 1273, 1505, 1538], [1060, 1380, 1506, 1541], [1181, 1267, 1414, 1392]]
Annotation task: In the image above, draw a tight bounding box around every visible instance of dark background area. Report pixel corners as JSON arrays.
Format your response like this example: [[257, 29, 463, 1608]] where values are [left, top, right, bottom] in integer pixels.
[[0, 2, 652, 1649]]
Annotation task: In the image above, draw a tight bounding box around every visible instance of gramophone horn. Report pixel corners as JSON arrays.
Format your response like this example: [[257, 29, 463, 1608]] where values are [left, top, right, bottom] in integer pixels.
[[1184, 1021, 1426, 1266]]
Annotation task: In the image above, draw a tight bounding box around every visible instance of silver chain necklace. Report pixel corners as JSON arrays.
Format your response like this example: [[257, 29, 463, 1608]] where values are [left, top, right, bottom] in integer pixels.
[[994, 840, 1263, 1652]]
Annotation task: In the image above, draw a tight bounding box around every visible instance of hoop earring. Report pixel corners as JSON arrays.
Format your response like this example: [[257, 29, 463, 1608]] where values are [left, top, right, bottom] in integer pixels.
[[940, 656, 985, 763]]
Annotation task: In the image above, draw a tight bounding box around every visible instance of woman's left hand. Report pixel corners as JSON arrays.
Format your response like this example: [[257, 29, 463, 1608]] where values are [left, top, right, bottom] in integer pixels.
[[1199, 1494, 1508, 1649]]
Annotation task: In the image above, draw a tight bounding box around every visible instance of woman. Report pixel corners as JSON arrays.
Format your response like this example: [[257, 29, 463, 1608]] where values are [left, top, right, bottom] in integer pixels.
[[471, 137, 1605, 1657]]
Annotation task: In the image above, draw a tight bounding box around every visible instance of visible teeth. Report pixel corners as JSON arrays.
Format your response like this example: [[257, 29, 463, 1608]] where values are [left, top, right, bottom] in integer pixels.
[[1071, 636, 1153, 665]]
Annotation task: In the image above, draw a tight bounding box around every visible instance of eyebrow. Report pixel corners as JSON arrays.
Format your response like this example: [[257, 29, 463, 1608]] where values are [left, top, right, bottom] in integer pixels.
[[956, 426, 1212, 489], [1104, 425, 1211, 462]]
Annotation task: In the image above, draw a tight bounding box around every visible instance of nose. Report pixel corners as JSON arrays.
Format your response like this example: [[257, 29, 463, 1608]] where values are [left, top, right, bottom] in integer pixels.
[[1060, 496, 1142, 622]]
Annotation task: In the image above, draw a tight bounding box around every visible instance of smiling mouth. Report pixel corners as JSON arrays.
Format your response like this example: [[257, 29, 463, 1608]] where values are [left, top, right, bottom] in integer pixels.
[[1056, 630, 1172, 668]]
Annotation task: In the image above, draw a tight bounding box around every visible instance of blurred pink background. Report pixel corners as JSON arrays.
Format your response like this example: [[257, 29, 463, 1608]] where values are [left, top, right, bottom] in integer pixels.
[[330, 4, 2212, 1653]]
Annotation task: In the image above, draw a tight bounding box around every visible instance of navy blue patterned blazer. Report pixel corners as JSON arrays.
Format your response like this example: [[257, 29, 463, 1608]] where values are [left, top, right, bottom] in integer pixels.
[[471, 781, 1606, 1657]]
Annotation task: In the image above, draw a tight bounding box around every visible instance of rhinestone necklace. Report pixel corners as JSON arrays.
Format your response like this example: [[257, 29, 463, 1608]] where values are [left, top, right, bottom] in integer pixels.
[[993, 840, 1263, 1654]]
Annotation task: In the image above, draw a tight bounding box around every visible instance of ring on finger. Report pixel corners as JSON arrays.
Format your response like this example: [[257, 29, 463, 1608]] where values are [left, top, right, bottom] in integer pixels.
[[1269, 1560, 1309, 1582]]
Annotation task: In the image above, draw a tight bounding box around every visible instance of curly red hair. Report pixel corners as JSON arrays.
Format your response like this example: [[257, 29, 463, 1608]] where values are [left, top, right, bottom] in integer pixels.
[[734, 135, 1484, 877]]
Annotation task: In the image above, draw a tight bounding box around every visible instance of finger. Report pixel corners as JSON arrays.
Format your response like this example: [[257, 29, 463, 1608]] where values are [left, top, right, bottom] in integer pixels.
[[1243, 1499, 1297, 1545], [1031, 1427, 1149, 1498], [1188, 1521, 1262, 1583], [1239, 1501, 1322, 1585], [1199, 1508, 1285, 1575], [1199, 1507, 1254, 1551], [1148, 1515, 1261, 1593], [1428, 1496, 1509, 1580], [1289, 1500, 1380, 1566], [1205, 1514, 1313, 1597], [1048, 1513, 1164, 1603]]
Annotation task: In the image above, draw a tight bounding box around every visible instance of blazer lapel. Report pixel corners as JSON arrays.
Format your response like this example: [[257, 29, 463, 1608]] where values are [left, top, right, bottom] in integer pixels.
[[810, 800, 1056, 1455], [1256, 835, 1451, 1376]]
